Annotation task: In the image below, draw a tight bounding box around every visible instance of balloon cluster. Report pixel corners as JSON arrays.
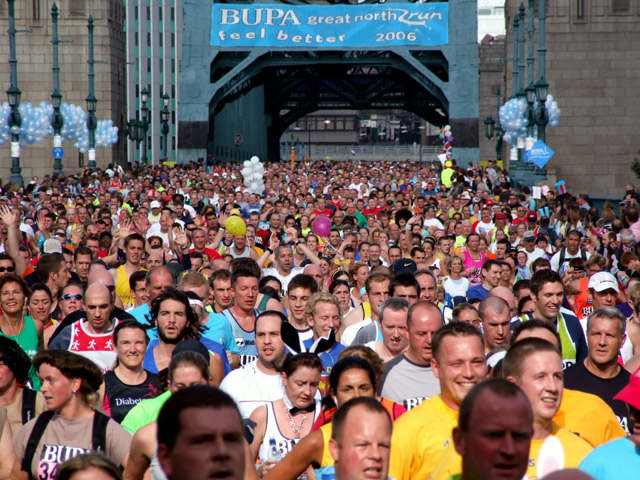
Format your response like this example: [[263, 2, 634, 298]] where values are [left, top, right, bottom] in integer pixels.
[[500, 96, 561, 145], [0, 104, 10, 146], [74, 120, 119, 153], [545, 95, 560, 128], [438, 125, 453, 143], [241, 156, 265, 195], [16, 102, 54, 146], [499, 99, 528, 145], [0, 101, 119, 151], [60, 103, 88, 143]]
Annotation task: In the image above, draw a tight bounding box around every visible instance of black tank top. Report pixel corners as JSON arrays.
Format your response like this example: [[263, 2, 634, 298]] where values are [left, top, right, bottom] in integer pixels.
[[103, 370, 162, 423]]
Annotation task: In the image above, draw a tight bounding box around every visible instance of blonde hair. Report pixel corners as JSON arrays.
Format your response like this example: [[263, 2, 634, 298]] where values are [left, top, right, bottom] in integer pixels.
[[304, 291, 342, 319]]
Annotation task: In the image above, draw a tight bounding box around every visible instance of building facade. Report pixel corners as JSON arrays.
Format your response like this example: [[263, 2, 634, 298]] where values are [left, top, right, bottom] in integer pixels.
[[505, 0, 640, 198], [125, 0, 181, 165], [0, 0, 126, 180]]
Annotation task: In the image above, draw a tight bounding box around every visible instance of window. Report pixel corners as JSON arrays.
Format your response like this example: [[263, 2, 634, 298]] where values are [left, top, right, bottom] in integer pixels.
[[612, 0, 630, 13], [32, 0, 41, 20], [147, 58, 151, 73], [171, 59, 175, 73], [159, 32, 163, 45], [147, 32, 150, 45], [69, 0, 85, 15], [171, 33, 175, 47], [171, 7, 175, 21], [159, 6, 163, 21], [134, 6, 138, 21], [478, 8, 492, 15]]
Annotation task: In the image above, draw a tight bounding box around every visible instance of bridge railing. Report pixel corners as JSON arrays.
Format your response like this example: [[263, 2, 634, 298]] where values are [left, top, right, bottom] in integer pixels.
[[280, 144, 440, 162]]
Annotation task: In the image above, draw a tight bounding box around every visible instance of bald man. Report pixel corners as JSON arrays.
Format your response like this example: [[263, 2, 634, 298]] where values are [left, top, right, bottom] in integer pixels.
[[48, 283, 120, 371], [488, 286, 517, 320], [478, 296, 511, 353], [47, 267, 136, 346]]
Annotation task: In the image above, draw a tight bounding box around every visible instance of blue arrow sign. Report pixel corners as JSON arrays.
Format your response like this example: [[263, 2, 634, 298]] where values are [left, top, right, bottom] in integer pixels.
[[52, 147, 64, 159], [523, 140, 554, 168]]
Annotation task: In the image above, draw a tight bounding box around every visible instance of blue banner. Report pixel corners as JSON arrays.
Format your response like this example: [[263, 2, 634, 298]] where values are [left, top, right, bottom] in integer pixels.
[[211, 3, 448, 49]]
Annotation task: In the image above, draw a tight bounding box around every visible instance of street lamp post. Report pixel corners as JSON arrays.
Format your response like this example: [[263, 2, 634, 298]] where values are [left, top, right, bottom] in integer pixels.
[[161, 93, 170, 164], [7, 0, 23, 187], [140, 87, 149, 164], [51, 3, 64, 176], [86, 16, 97, 170], [535, 0, 549, 143]]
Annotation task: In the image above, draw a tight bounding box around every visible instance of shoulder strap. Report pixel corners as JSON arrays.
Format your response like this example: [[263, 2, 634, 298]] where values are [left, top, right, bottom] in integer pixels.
[[558, 248, 566, 269], [91, 411, 110, 453], [22, 411, 55, 478], [21, 388, 38, 425]]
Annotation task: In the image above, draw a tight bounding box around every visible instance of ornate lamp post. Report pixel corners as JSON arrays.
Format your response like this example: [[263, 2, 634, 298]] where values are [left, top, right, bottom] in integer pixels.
[[51, 3, 64, 176], [161, 93, 170, 164], [7, 0, 23, 187], [86, 16, 98, 170], [140, 87, 149, 164], [534, 0, 549, 143]]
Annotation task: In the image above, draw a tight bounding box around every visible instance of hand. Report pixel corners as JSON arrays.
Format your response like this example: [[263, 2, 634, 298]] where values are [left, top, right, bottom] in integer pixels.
[[175, 232, 189, 249], [258, 459, 278, 478], [36, 210, 48, 233], [119, 219, 132, 239], [0, 206, 17, 228], [218, 211, 229, 228], [269, 233, 280, 251], [136, 217, 150, 236]]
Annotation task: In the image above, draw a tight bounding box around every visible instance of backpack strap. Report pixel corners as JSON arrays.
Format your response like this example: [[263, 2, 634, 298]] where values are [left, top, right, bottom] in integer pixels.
[[21, 411, 55, 479], [21, 388, 38, 425], [91, 411, 111, 453]]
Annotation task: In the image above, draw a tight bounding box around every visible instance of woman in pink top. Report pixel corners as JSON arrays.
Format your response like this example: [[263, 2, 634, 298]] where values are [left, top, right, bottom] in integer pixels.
[[462, 233, 487, 285]]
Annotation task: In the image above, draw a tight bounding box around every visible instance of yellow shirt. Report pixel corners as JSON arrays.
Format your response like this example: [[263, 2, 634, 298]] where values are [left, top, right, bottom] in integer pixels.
[[526, 423, 592, 479], [320, 423, 334, 467], [554, 389, 625, 447], [389, 394, 458, 480], [429, 422, 592, 480]]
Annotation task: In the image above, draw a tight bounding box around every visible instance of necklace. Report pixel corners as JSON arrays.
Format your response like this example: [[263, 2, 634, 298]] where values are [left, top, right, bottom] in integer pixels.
[[283, 402, 308, 439]]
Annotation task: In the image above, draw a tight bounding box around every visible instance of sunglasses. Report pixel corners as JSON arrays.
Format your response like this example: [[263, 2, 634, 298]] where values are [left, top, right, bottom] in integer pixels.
[[62, 293, 83, 301], [0, 266, 15, 272]]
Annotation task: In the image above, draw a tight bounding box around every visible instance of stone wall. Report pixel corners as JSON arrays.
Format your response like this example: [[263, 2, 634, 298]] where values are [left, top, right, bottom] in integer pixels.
[[505, 0, 640, 198], [0, 0, 126, 182]]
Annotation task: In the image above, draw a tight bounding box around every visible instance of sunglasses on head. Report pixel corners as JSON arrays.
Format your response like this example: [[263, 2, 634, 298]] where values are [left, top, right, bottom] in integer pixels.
[[0, 266, 15, 272], [62, 293, 83, 301]]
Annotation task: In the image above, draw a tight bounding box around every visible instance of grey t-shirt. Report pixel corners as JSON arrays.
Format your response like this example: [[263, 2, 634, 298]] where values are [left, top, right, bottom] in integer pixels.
[[380, 353, 441, 410], [15, 412, 132, 478]]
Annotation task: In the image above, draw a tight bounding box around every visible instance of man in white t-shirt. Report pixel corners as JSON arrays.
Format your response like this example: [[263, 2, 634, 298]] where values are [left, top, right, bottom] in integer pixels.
[[219, 311, 287, 418]]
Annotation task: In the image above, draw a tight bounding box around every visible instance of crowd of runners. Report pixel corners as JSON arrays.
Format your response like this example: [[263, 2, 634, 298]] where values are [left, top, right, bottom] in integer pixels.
[[0, 157, 638, 480]]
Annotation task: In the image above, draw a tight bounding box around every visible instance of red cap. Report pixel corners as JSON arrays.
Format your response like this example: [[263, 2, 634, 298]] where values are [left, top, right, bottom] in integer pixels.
[[614, 369, 640, 410], [486, 200, 494, 206], [495, 213, 506, 220], [527, 212, 538, 221]]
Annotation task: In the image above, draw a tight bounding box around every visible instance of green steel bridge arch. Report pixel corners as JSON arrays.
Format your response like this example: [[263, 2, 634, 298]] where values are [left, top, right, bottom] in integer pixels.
[[179, 0, 478, 164]]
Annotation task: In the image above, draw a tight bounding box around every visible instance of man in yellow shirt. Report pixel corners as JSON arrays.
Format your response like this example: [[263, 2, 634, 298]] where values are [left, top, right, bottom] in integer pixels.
[[389, 322, 487, 480], [503, 338, 592, 478]]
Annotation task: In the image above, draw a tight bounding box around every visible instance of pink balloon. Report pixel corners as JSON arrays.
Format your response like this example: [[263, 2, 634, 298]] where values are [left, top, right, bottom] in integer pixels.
[[312, 215, 332, 237]]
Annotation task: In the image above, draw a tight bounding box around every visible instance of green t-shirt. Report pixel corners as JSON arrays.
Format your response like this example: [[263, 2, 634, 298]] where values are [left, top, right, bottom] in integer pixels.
[[0, 316, 41, 390], [121, 390, 171, 434]]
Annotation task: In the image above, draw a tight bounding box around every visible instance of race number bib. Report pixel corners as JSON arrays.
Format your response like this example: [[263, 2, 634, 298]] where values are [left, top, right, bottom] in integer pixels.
[[38, 444, 91, 480]]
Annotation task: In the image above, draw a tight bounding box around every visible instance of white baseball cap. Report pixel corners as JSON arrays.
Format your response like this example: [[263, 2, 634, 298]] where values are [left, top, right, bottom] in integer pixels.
[[588, 272, 619, 293]]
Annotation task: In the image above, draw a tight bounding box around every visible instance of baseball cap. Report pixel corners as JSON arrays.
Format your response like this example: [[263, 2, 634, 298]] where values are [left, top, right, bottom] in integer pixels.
[[588, 272, 619, 293], [527, 212, 538, 222], [614, 368, 640, 410], [150, 200, 162, 209], [486, 200, 494, 206], [393, 259, 417, 274], [495, 213, 506, 220], [43, 238, 63, 254], [445, 161, 452, 168], [229, 208, 242, 217], [523, 230, 537, 241]]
